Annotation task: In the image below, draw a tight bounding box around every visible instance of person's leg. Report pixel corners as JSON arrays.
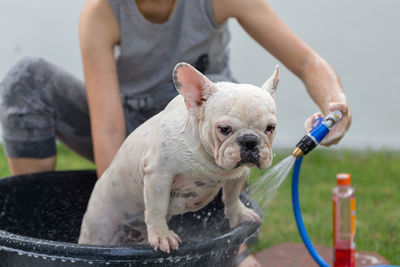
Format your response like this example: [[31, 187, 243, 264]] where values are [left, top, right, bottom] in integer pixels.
[[0, 57, 93, 175], [7, 157, 56, 176]]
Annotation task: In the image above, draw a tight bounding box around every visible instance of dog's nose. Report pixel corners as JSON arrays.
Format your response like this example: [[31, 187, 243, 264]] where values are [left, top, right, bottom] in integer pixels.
[[238, 134, 259, 150]]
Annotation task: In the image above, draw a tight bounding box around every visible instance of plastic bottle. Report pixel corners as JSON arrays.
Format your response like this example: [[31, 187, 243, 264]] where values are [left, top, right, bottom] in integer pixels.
[[332, 173, 356, 267]]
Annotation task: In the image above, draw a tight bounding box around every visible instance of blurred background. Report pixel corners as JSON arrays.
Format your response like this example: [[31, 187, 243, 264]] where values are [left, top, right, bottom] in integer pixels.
[[0, 1, 399, 264], [0, 0, 399, 150]]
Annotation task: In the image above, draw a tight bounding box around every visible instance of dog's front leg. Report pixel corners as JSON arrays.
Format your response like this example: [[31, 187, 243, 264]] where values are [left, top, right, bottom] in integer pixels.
[[144, 170, 181, 253], [222, 173, 262, 228]]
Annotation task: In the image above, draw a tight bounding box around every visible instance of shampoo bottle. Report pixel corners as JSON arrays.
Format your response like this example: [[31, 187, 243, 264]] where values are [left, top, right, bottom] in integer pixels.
[[333, 173, 356, 267]]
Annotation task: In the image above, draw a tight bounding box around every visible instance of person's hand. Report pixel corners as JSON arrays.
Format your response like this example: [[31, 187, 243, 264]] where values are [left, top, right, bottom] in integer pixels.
[[304, 102, 352, 146]]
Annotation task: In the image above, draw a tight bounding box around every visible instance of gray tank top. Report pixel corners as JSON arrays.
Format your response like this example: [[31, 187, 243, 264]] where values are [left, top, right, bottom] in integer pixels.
[[107, 0, 235, 112]]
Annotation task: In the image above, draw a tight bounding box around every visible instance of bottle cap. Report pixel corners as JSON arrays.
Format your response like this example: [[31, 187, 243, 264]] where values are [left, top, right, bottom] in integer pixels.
[[336, 173, 351, 186]]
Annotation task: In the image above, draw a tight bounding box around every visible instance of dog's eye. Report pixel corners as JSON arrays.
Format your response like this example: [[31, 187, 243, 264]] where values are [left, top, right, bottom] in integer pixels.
[[265, 125, 276, 135], [218, 126, 232, 136]]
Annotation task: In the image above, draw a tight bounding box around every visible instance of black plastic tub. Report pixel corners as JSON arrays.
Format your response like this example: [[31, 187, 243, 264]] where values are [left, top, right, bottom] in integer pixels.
[[0, 170, 260, 267]]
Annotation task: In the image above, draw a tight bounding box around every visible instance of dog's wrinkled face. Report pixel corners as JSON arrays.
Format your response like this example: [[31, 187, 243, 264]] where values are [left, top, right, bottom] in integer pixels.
[[202, 84, 277, 169], [173, 63, 279, 170]]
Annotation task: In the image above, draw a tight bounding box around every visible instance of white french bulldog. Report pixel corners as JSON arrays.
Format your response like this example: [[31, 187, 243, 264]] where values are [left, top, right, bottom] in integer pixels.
[[79, 63, 279, 253]]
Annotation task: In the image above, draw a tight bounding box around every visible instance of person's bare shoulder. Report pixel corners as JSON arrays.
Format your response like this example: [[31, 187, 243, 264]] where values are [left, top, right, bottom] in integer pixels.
[[212, 0, 271, 25], [79, 0, 120, 49]]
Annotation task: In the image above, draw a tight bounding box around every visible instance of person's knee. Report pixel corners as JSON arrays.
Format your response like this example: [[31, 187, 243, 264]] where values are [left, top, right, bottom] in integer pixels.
[[0, 56, 49, 101], [11, 56, 48, 74], [0, 56, 55, 133], [6, 56, 48, 79]]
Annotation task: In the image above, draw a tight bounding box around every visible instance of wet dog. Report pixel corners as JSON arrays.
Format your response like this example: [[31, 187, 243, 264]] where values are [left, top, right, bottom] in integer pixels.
[[79, 63, 279, 253]]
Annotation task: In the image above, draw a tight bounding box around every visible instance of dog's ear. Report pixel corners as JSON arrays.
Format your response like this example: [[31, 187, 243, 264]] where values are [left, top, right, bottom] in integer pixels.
[[173, 62, 216, 115], [261, 65, 279, 99]]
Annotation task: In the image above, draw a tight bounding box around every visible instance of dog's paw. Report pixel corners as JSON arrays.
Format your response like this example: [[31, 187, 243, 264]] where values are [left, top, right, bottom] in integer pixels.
[[147, 226, 182, 253], [226, 203, 262, 228]]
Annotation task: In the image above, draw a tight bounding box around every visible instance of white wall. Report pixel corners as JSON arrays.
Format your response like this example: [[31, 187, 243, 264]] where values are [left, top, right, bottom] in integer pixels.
[[1, 0, 399, 150], [0, 1, 84, 79]]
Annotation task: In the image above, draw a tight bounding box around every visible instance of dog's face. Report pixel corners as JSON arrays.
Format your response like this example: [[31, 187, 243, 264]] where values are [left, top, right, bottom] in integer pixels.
[[173, 63, 279, 170], [201, 83, 277, 169]]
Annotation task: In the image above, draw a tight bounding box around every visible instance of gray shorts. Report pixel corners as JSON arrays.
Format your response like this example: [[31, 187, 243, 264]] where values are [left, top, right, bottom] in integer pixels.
[[0, 57, 178, 160]]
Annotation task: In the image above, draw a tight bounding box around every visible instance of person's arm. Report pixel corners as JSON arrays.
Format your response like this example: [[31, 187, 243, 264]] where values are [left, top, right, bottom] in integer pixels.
[[79, 0, 125, 177], [213, 0, 352, 145]]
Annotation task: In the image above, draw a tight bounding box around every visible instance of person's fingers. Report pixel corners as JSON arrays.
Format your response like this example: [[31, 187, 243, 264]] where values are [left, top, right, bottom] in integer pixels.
[[320, 127, 343, 145], [328, 102, 348, 115], [321, 106, 349, 146], [303, 101, 351, 146], [304, 112, 323, 132]]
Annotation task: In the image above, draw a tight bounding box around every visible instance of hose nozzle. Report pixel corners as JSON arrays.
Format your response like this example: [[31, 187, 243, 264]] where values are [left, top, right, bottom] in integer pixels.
[[292, 111, 342, 158]]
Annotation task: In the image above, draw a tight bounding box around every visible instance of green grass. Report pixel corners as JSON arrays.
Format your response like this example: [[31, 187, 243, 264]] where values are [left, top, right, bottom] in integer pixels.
[[0, 145, 399, 264]]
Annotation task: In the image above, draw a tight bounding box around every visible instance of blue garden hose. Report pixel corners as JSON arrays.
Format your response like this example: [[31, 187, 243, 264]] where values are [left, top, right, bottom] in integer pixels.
[[291, 156, 330, 267]]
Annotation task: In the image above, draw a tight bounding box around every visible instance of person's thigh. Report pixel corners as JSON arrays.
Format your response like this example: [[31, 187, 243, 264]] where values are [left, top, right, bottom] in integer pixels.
[[0, 57, 93, 160]]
